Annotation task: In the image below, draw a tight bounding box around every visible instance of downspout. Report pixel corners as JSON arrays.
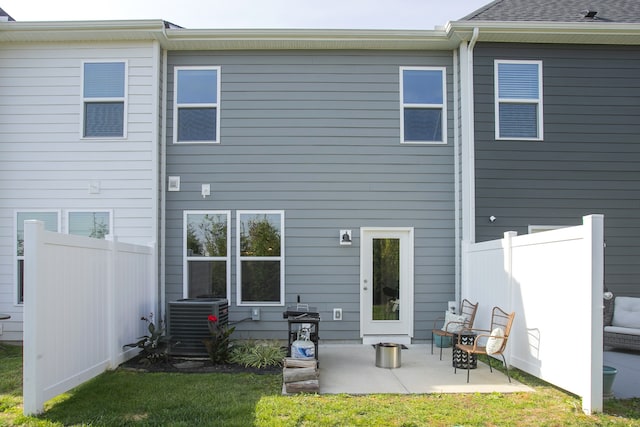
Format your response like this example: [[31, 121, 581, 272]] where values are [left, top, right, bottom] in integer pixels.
[[151, 40, 163, 320], [159, 46, 168, 322], [466, 27, 479, 245], [453, 49, 461, 304], [458, 27, 479, 302]]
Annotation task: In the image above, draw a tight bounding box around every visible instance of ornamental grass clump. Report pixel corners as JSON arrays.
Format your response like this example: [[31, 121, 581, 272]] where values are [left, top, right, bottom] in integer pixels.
[[203, 314, 235, 364], [229, 340, 286, 369]]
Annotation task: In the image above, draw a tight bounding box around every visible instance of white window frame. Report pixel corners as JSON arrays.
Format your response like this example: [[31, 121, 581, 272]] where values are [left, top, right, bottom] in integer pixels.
[[400, 66, 447, 145], [528, 224, 569, 234], [183, 210, 231, 300], [173, 66, 221, 144], [236, 210, 285, 306], [15, 210, 61, 305], [66, 209, 113, 239], [495, 60, 543, 141], [81, 60, 128, 139]]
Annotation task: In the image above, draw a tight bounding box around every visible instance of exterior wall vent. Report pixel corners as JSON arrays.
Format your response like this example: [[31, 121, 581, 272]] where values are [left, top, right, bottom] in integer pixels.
[[168, 298, 229, 356]]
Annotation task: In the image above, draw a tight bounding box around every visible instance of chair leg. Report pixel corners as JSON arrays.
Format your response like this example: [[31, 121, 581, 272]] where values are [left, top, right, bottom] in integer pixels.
[[486, 354, 493, 373], [430, 332, 434, 355], [466, 354, 470, 383], [439, 340, 443, 360], [453, 346, 457, 374], [500, 354, 511, 383]]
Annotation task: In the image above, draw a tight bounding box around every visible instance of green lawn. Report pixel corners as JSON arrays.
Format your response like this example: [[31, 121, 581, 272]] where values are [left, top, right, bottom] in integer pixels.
[[2, 344, 640, 426]]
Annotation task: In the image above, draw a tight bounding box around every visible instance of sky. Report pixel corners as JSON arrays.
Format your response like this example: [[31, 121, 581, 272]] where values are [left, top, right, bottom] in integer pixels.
[[1, 0, 490, 30]]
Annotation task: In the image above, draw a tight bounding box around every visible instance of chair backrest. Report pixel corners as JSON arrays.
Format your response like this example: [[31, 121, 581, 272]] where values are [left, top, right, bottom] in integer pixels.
[[460, 299, 479, 328], [488, 306, 516, 354], [603, 295, 615, 326]]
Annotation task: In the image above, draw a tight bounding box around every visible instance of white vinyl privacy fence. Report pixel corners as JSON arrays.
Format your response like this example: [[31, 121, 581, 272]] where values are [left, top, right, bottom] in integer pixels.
[[462, 214, 604, 414], [23, 220, 156, 415]]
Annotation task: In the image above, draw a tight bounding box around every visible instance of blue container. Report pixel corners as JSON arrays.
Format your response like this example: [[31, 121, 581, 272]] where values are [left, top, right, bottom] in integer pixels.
[[435, 335, 452, 348], [603, 365, 618, 398]]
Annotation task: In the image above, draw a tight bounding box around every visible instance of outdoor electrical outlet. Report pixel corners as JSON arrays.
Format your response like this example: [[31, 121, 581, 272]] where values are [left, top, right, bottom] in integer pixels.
[[251, 307, 260, 321], [333, 308, 342, 321], [0, 324, 3, 335]]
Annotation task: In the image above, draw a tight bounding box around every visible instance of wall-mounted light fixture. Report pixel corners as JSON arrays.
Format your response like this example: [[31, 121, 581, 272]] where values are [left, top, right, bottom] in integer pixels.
[[88, 180, 100, 194], [340, 230, 352, 246], [168, 176, 180, 192], [201, 184, 211, 198]]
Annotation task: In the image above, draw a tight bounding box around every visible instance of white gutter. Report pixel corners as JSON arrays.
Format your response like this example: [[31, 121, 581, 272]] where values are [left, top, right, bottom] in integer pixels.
[[447, 20, 640, 46], [0, 20, 459, 50]]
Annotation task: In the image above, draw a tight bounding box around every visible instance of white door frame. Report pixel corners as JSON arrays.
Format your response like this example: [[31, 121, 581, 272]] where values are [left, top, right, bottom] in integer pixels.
[[360, 227, 414, 344]]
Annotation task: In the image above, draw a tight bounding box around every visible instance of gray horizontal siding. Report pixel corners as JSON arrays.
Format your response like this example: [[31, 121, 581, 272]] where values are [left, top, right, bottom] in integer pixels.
[[164, 50, 456, 341], [473, 43, 640, 297]]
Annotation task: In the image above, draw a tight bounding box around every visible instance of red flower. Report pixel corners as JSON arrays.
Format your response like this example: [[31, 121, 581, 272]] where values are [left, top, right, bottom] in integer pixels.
[[208, 314, 218, 322]]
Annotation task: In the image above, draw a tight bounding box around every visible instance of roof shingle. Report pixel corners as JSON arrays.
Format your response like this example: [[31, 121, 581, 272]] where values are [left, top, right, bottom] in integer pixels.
[[462, 0, 640, 23], [0, 7, 15, 21]]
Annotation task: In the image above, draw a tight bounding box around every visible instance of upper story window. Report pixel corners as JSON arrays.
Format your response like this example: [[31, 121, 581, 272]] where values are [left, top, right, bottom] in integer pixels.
[[237, 211, 284, 306], [82, 61, 127, 138], [400, 67, 447, 144], [184, 211, 230, 299], [495, 60, 543, 141], [174, 66, 220, 144], [16, 211, 60, 304]]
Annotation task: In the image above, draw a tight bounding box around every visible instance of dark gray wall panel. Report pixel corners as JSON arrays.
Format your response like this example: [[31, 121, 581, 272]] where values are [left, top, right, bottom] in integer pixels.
[[473, 43, 640, 297]]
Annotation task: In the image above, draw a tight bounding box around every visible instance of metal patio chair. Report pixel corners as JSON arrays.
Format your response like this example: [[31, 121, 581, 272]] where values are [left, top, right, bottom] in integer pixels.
[[454, 306, 516, 383], [430, 299, 478, 360]]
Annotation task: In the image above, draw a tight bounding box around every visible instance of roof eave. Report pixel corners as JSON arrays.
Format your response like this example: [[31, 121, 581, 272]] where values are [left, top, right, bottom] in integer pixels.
[[447, 20, 640, 45], [161, 28, 457, 50], [1, 20, 459, 50], [0, 20, 169, 43]]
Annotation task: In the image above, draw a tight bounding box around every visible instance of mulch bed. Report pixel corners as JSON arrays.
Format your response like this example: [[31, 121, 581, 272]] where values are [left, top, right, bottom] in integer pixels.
[[119, 353, 281, 375]]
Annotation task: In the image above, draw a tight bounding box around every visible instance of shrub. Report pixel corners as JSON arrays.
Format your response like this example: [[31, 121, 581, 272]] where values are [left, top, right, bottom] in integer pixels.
[[203, 314, 236, 364], [123, 313, 168, 365]]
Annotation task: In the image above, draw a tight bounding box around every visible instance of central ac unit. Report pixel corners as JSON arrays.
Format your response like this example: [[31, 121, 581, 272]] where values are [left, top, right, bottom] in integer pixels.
[[168, 298, 229, 356]]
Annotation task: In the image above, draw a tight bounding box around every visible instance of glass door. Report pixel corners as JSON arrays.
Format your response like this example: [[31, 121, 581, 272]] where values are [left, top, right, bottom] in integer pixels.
[[360, 228, 414, 338]]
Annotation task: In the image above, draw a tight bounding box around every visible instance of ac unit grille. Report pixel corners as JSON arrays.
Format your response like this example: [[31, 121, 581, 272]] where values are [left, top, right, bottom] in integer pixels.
[[168, 298, 229, 356]]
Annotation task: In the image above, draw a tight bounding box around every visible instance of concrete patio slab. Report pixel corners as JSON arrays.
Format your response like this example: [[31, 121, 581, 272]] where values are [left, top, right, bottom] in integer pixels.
[[604, 349, 640, 399], [318, 344, 533, 394]]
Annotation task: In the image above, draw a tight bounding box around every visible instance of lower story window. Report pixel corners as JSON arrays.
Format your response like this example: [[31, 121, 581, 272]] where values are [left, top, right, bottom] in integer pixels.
[[237, 211, 284, 306], [68, 210, 112, 238], [184, 211, 230, 299], [16, 211, 60, 304]]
